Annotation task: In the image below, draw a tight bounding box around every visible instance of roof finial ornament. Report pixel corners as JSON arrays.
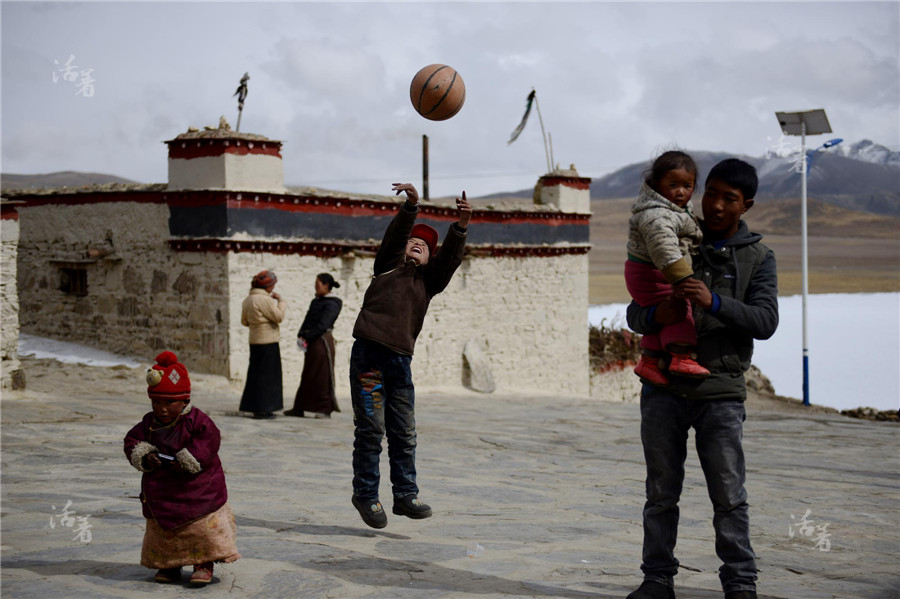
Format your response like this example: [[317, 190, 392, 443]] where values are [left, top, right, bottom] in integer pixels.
[[233, 72, 249, 132]]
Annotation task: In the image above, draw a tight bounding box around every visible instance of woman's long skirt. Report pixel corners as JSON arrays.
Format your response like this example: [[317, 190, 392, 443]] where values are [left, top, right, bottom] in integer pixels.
[[291, 332, 340, 415], [239, 342, 283, 414]]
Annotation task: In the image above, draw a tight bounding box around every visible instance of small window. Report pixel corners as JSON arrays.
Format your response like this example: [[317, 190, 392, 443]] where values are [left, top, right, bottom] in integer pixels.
[[59, 267, 88, 296]]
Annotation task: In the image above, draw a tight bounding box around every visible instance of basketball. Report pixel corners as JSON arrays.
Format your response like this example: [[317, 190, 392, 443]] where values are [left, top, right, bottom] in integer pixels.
[[409, 64, 466, 121]]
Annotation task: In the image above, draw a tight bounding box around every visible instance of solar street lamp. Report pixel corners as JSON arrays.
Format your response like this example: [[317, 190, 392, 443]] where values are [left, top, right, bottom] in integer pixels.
[[774, 109, 833, 406]]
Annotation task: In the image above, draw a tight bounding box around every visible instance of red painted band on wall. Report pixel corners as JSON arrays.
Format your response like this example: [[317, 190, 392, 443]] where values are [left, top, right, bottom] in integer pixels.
[[167, 139, 283, 160], [537, 176, 591, 190]]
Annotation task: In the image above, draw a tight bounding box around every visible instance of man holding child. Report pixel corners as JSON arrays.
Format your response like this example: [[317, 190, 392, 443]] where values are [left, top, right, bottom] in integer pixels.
[[626, 159, 779, 599]]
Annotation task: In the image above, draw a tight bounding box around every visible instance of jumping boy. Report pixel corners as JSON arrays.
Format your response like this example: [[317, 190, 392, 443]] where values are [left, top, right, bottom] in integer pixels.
[[625, 159, 778, 599], [350, 182, 472, 529]]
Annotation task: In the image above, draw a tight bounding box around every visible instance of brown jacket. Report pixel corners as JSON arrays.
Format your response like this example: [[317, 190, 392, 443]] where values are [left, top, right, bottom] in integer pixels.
[[352, 201, 467, 355], [241, 288, 287, 345]]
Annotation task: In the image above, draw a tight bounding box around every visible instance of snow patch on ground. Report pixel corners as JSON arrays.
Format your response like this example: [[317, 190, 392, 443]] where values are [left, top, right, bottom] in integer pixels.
[[18, 333, 143, 368]]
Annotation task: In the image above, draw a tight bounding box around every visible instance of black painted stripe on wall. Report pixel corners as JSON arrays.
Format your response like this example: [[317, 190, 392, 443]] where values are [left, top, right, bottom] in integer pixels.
[[169, 205, 229, 237], [169, 205, 589, 245]]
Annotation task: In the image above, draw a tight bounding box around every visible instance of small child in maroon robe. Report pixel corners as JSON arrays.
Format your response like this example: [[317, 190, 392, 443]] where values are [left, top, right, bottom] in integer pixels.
[[124, 351, 240, 585]]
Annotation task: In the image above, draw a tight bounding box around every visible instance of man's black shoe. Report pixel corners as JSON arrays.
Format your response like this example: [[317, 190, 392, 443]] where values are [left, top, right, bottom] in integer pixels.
[[626, 580, 676, 599], [392, 495, 432, 519], [352, 496, 387, 529], [724, 591, 757, 599]]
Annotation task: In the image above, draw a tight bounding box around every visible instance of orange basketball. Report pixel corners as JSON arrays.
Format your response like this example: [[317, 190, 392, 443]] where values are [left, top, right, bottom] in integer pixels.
[[409, 64, 466, 121]]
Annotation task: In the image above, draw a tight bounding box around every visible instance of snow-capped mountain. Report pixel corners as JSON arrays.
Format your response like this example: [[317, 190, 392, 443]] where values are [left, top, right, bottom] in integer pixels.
[[831, 139, 900, 167], [584, 140, 899, 217]]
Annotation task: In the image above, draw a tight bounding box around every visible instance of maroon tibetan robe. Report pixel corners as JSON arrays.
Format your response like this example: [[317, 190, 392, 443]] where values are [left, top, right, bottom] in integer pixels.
[[124, 407, 228, 530]]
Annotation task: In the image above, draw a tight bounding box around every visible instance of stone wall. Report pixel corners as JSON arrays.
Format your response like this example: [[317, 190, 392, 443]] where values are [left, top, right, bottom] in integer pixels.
[[227, 249, 590, 397], [15, 200, 231, 374], [1, 209, 23, 389]]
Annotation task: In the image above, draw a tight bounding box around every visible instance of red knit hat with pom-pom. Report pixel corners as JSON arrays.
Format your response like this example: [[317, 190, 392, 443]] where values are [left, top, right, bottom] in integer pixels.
[[146, 351, 191, 401]]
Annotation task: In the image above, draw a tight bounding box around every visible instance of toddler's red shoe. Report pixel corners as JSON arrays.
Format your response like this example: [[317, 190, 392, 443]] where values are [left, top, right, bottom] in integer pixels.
[[668, 353, 710, 378], [634, 355, 670, 386], [190, 562, 213, 585]]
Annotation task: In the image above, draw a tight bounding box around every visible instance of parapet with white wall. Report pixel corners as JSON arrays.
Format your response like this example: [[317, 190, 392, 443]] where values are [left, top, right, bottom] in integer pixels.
[[534, 164, 591, 214], [166, 121, 284, 194]]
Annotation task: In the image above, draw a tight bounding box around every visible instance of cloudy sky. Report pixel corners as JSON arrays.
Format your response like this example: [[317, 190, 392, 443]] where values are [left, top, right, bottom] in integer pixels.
[[2, 1, 898, 198]]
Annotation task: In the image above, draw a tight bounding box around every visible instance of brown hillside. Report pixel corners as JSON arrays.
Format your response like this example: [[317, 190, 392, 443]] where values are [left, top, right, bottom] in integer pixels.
[[589, 197, 900, 304], [750, 197, 900, 238]]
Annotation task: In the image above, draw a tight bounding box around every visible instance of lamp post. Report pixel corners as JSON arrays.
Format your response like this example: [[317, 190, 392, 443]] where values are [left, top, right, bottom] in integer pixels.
[[774, 109, 833, 406]]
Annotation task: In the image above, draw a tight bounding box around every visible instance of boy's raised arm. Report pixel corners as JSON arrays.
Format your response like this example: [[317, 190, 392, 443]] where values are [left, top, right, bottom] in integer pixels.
[[456, 191, 472, 229], [374, 183, 420, 274]]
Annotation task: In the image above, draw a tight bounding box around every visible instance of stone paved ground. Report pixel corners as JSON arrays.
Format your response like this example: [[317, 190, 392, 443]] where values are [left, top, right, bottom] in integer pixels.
[[2, 358, 898, 598]]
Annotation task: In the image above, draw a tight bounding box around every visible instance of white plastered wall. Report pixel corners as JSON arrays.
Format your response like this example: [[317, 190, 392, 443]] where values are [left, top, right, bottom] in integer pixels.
[[227, 250, 590, 399], [168, 154, 285, 193]]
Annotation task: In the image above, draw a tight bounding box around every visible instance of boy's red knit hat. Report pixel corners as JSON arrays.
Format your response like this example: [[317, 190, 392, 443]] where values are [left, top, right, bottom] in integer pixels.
[[146, 351, 191, 401], [410, 224, 439, 256]]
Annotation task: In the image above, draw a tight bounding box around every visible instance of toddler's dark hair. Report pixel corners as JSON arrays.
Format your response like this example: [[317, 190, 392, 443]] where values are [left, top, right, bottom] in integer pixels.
[[317, 273, 340, 290], [706, 158, 758, 200], [644, 150, 698, 191]]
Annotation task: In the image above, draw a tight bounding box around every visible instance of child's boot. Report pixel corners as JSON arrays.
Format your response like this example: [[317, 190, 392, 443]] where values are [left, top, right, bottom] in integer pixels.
[[154, 567, 181, 583], [634, 354, 669, 386], [190, 562, 214, 585], [668, 353, 710, 378]]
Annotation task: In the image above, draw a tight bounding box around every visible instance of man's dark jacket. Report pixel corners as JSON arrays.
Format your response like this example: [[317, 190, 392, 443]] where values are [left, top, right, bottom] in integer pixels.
[[627, 220, 778, 401]]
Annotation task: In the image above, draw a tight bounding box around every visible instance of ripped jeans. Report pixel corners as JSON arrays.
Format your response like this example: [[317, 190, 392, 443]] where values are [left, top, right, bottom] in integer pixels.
[[349, 339, 418, 502]]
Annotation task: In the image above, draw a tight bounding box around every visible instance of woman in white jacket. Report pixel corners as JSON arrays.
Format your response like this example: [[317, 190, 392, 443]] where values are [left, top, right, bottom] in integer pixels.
[[239, 270, 287, 419]]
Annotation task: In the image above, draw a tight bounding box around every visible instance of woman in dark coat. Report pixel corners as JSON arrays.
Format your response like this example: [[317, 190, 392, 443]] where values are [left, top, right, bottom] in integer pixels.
[[285, 273, 342, 418]]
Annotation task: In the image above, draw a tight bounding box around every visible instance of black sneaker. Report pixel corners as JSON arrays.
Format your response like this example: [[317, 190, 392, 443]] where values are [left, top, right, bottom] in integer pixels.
[[283, 409, 304, 417], [352, 496, 387, 529], [626, 580, 676, 599], [392, 495, 432, 519]]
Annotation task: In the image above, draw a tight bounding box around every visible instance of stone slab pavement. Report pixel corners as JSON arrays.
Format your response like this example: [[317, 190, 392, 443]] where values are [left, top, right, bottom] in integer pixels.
[[1, 357, 898, 598]]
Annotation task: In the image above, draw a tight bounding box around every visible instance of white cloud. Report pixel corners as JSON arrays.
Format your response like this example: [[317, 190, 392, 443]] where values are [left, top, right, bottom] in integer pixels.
[[2, 1, 897, 195]]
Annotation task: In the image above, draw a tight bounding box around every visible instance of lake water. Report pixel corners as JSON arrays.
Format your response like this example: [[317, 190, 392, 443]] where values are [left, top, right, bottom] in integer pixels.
[[589, 293, 900, 413]]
